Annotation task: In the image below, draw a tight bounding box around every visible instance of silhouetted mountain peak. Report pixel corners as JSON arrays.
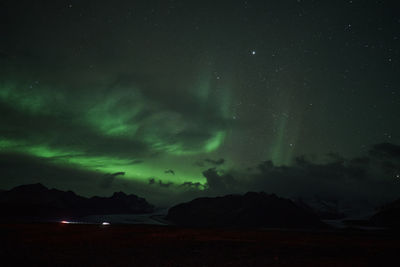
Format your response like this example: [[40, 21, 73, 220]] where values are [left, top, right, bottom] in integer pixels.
[[11, 183, 48, 193], [167, 192, 326, 229], [112, 191, 128, 198], [243, 191, 277, 200], [0, 184, 154, 221]]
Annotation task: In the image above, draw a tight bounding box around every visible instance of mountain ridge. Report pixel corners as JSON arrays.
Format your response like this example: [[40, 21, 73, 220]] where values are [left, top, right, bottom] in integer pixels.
[[0, 183, 154, 221], [167, 191, 327, 229]]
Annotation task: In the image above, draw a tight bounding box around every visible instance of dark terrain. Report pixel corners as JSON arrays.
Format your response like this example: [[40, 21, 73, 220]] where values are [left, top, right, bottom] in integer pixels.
[[371, 198, 400, 228], [167, 192, 326, 228], [1, 185, 400, 266], [0, 183, 154, 221], [1, 223, 399, 267]]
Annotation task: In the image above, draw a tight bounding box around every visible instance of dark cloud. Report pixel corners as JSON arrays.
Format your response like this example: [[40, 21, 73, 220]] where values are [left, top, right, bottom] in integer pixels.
[[164, 169, 175, 175], [204, 158, 225, 165], [194, 161, 205, 167], [130, 159, 144, 165], [199, 144, 400, 213], [158, 180, 173, 188], [369, 143, 400, 160], [1, 142, 400, 212], [195, 158, 225, 167], [180, 181, 203, 189], [202, 168, 236, 193], [100, 172, 125, 189], [148, 178, 173, 188], [111, 172, 125, 177], [349, 157, 371, 166]]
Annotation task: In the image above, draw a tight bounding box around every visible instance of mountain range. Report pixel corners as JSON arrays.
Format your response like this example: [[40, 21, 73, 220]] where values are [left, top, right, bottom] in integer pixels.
[[0, 183, 154, 221], [167, 192, 327, 228]]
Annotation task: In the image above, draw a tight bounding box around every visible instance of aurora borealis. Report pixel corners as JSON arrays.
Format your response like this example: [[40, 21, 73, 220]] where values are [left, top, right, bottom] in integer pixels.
[[1, 0, 399, 207], [0, 71, 230, 185]]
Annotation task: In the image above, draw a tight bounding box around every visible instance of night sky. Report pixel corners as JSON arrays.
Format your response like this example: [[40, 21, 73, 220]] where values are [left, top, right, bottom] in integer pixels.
[[1, 0, 399, 207]]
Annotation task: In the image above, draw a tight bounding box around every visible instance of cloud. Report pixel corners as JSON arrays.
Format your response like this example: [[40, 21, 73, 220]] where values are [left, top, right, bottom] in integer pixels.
[[148, 178, 173, 188], [204, 158, 225, 165], [369, 143, 400, 160], [180, 181, 203, 189], [202, 168, 236, 193], [194, 161, 205, 167], [164, 169, 175, 175], [199, 144, 400, 211], [111, 172, 125, 177], [195, 158, 225, 167], [99, 172, 125, 189], [1, 142, 400, 212], [158, 180, 173, 188]]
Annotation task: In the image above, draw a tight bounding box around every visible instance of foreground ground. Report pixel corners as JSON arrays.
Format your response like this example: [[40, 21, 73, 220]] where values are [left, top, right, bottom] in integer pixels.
[[1, 223, 399, 266]]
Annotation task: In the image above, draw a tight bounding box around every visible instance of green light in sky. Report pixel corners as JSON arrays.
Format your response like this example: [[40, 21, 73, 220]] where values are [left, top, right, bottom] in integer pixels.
[[86, 90, 144, 137], [0, 82, 45, 113], [205, 131, 226, 152], [0, 139, 207, 184], [269, 112, 299, 166], [0, 71, 231, 187]]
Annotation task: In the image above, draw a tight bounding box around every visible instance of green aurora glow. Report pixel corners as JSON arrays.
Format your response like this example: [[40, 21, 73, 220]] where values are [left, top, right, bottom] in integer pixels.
[[0, 75, 232, 186], [1, 1, 399, 203]]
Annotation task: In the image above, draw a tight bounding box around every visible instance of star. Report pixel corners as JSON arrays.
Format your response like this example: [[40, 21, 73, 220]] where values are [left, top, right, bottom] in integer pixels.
[[251, 50, 256, 55]]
